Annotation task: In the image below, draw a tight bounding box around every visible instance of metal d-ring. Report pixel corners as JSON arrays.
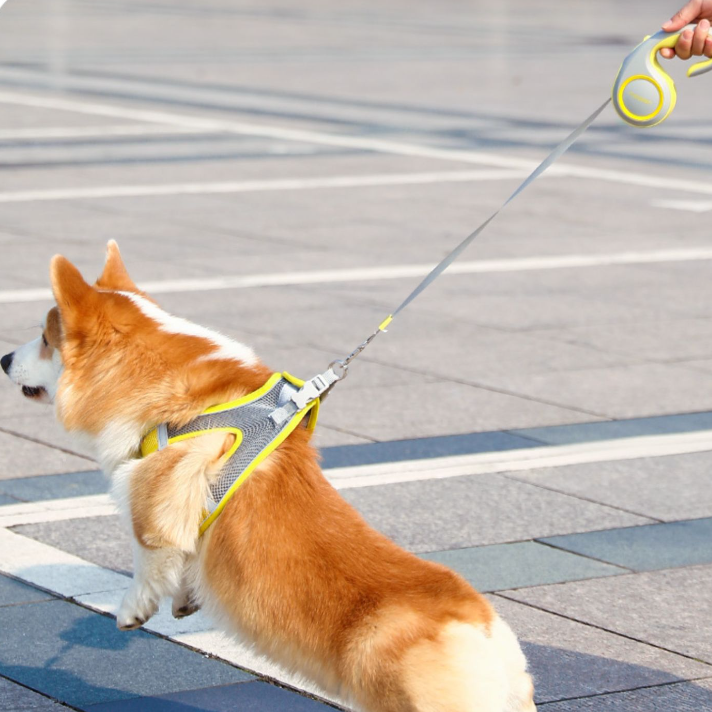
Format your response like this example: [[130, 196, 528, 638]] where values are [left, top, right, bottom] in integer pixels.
[[328, 359, 349, 380]]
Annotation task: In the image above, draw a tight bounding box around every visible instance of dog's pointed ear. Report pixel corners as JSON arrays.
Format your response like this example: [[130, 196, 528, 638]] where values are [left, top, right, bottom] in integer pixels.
[[96, 240, 139, 292], [50, 256, 94, 313]]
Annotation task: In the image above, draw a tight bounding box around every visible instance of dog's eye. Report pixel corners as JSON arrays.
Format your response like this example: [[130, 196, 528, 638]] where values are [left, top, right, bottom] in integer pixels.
[[42, 334, 49, 348]]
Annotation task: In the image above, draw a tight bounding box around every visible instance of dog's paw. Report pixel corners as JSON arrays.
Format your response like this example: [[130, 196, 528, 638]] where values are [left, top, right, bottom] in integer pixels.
[[172, 597, 200, 619], [117, 587, 158, 631], [116, 614, 147, 631]]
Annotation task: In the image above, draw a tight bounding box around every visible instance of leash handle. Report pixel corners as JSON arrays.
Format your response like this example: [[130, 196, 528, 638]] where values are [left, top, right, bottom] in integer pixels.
[[612, 24, 712, 127]]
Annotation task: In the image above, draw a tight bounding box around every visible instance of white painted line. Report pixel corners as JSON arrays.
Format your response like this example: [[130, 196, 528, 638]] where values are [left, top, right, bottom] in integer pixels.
[[0, 528, 128, 597], [3, 430, 712, 527], [0, 495, 113, 529], [3, 246, 712, 305], [173, 630, 346, 707], [0, 124, 207, 140], [2, 90, 712, 197], [0, 494, 110, 519], [0, 90, 540, 171], [0, 168, 527, 204], [652, 199, 712, 213], [326, 429, 712, 489]]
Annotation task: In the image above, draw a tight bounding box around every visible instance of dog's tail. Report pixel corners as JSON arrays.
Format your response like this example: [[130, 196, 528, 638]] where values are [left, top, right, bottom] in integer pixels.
[[399, 615, 536, 712]]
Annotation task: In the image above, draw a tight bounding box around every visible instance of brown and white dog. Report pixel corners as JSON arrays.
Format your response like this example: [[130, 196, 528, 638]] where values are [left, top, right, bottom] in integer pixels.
[[2, 241, 536, 712]]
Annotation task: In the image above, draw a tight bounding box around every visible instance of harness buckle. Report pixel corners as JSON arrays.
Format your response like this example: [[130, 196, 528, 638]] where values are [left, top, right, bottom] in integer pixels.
[[270, 367, 342, 426]]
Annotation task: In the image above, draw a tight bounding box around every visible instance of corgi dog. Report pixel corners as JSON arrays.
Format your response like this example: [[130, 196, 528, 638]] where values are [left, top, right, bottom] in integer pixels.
[[2, 241, 536, 712]]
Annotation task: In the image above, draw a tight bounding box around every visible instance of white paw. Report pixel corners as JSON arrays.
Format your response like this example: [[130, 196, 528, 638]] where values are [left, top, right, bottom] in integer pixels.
[[117, 586, 159, 631]]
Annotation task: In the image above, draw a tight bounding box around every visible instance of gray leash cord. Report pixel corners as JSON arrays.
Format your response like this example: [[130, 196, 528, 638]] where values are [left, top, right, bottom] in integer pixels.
[[272, 98, 612, 423]]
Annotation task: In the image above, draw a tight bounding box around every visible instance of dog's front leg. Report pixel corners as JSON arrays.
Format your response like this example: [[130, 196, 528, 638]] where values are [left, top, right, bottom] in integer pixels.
[[171, 555, 201, 619], [112, 432, 234, 631], [118, 542, 186, 630]]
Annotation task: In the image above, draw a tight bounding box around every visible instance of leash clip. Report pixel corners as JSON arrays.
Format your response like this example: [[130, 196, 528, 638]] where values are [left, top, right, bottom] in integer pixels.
[[270, 367, 342, 426]]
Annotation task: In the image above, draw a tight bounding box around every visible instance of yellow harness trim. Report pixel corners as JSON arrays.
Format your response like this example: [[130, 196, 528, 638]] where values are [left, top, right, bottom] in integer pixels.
[[139, 372, 319, 536]]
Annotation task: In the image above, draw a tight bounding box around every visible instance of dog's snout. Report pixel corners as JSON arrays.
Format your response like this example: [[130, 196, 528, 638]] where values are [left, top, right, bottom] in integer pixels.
[[1, 352, 13, 374]]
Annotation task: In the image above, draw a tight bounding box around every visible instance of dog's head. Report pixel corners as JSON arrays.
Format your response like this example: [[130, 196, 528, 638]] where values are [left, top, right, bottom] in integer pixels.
[[1, 305, 63, 404], [2, 241, 260, 449], [1, 241, 142, 407], [1, 241, 157, 428]]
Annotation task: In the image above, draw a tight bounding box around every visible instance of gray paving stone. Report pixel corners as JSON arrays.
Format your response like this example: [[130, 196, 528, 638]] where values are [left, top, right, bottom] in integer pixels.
[[0, 410, 95, 461], [330, 307, 634, 382], [512, 452, 712, 521], [0, 676, 70, 711], [538, 680, 712, 711], [323, 271, 678, 333], [541, 317, 712, 363], [0, 431, 94, 480], [0, 471, 107, 503], [320, 380, 597, 442], [0, 574, 54, 607], [0, 600, 252, 707], [420, 541, 624, 592], [540, 518, 712, 571], [311, 425, 375, 449], [491, 596, 712, 704], [478, 362, 712, 420], [14, 516, 132, 576], [505, 564, 712, 664], [340, 473, 652, 552], [83, 680, 334, 712]]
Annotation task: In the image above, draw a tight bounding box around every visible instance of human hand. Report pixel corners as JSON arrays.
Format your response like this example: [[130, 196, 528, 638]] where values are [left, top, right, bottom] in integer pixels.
[[660, 0, 712, 59]]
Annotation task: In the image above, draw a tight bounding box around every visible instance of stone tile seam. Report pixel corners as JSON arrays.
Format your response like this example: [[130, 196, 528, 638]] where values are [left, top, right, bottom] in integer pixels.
[[493, 591, 712, 669], [317, 422, 379, 444], [532, 539, 635, 574], [353, 355, 612, 420], [0, 671, 83, 712], [536, 675, 712, 707], [0, 597, 55, 609], [498, 470, 666, 524], [0, 425, 95, 464]]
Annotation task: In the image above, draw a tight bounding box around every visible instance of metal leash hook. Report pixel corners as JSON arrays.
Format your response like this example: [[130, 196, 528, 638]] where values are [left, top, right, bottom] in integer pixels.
[[270, 317, 392, 424]]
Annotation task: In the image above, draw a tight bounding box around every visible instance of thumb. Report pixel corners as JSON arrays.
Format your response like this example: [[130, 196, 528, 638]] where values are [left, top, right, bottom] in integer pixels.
[[663, 0, 702, 31]]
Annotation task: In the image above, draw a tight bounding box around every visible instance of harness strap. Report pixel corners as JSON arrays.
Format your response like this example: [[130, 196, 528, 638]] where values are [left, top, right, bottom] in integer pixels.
[[139, 372, 320, 536]]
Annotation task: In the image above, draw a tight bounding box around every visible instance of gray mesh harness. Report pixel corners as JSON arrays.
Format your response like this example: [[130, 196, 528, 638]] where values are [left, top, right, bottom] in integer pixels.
[[140, 373, 319, 535]]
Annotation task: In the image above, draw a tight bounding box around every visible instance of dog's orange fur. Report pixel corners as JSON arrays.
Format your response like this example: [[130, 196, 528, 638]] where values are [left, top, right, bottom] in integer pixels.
[[45, 242, 535, 712]]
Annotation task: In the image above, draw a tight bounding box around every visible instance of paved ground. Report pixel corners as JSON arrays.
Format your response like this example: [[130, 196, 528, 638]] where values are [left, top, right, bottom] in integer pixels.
[[1, 0, 712, 709]]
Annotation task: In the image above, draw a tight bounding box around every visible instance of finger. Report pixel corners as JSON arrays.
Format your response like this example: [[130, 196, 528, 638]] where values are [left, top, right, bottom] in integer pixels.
[[692, 18, 710, 54], [676, 27, 694, 58], [660, 47, 676, 58], [705, 35, 712, 56], [663, 0, 703, 31]]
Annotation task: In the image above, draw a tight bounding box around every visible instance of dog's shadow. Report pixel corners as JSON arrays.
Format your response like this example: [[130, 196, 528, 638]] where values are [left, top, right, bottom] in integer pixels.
[[1, 607, 711, 710]]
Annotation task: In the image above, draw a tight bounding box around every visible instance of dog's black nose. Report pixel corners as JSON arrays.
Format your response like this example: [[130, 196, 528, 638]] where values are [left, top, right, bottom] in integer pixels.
[[1, 352, 13, 374]]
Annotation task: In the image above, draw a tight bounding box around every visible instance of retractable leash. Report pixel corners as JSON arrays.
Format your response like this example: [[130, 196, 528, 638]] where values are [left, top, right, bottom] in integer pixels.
[[271, 25, 712, 420]]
